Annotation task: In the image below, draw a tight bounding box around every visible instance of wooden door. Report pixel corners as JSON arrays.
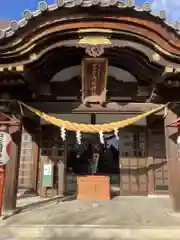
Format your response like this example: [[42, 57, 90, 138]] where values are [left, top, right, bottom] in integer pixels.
[[120, 127, 148, 195], [151, 129, 168, 194], [38, 126, 66, 197]]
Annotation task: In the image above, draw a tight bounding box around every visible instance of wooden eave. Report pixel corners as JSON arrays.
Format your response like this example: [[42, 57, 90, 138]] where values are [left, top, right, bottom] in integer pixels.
[[0, 2, 179, 68], [0, 30, 180, 71], [1, 16, 180, 57]]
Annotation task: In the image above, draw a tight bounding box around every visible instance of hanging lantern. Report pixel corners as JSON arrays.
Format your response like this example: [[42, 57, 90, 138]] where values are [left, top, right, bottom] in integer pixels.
[[60, 126, 66, 141]]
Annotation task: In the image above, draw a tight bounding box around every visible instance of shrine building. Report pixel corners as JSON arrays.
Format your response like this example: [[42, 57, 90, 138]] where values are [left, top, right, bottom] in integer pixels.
[[0, 0, 180, 213]]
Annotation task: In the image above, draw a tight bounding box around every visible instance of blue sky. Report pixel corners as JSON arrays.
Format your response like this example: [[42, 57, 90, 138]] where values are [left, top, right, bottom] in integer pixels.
[[0, 0, 179, 21]]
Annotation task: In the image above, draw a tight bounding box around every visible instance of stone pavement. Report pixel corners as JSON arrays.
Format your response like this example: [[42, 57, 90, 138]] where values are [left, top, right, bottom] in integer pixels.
[[0, 196, 180, 239]]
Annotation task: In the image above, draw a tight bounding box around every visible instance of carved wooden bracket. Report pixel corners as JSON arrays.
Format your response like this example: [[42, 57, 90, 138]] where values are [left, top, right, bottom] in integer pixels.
[[85, 46, 105, 57]]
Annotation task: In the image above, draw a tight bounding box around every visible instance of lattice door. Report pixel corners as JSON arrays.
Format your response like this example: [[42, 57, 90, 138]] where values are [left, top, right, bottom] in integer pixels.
[[120, 128, 148, 195], [18, 132, 33, 189], [151, 130, 168, 194]]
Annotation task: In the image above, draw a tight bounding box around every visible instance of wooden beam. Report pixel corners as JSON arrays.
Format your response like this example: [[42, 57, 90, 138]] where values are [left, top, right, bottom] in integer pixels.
[[164, 106, 180, 212], [23, 102, 164, 116], [3, 122, 22, 215], [23, 68, 44, 96], [0, 120, 19, 125], [0, 112, 14, 121]]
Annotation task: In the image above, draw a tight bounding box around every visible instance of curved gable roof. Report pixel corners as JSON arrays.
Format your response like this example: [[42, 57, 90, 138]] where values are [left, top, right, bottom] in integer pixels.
[[0, 1, 179, 39], [0, 1, 180, 68]]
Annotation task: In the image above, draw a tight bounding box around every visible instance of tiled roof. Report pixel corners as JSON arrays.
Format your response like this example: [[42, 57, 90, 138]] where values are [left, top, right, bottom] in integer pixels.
[[0, 0, 179, 40]]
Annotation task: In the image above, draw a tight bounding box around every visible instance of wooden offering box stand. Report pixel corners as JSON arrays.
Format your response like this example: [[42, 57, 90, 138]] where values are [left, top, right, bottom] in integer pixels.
[[77, 175, 110, 200]]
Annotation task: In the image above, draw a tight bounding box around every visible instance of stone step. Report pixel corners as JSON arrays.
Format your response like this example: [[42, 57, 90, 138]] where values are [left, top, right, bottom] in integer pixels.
[[1, 225, 180, 239]]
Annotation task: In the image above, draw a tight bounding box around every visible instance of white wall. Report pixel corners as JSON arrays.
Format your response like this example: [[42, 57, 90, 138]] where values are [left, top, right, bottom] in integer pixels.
[[51, 65, 137, 83]]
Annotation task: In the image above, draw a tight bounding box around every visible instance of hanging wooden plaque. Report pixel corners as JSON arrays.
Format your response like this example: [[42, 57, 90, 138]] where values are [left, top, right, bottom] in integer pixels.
[[82, 58, 108, 105]]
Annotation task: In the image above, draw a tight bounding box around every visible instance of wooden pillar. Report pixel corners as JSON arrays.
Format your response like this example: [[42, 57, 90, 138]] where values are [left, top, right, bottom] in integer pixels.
[[58, 143, 67, 196], [31, 119, 40, 193], [147, 117, 155, 195], [32, 132, 40, 193], [164, 106, 180, 212], [147, 134, 155, 195], [3, 122, 21, 214]]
